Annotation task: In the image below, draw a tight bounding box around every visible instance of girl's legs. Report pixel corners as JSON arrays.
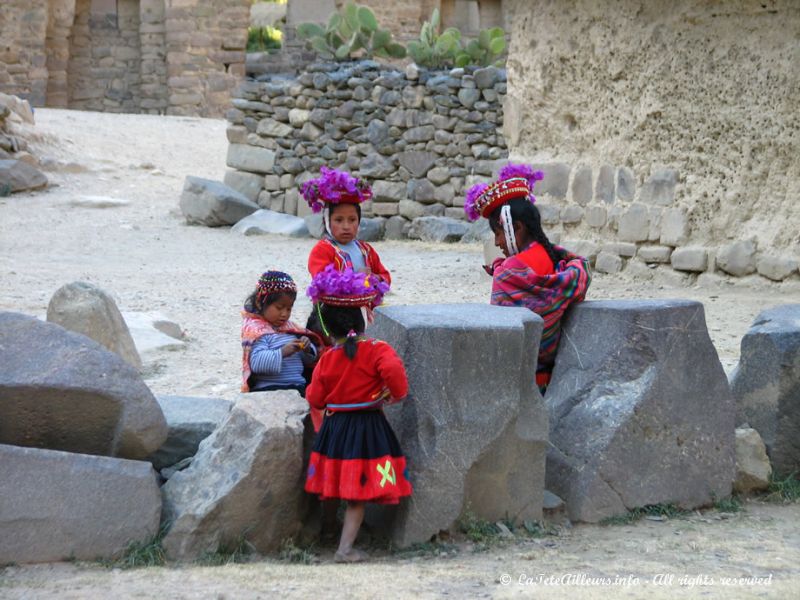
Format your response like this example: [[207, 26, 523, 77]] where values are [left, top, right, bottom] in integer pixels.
[[335, 501, 365, 561]]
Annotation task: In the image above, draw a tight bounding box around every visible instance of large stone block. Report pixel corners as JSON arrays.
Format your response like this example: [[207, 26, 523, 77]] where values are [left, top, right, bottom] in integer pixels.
[[0, 444, 160, 564], [223, 169, 264, 202], [731, 304, 800, 476], [546, 300, 735, 522], [230, 209, 310, 237], [671, 246, 708, 272], [225, 143, 275, 174], [148, 395, 234, 470], [406, 216, 468, 242], [640, 169, 678, 205], [0, 312, 167, 459], [369, 304, 548, 547], [617, 203, 650, 242], [570, 165, 592, 206], [47, 281, 142, 369], [756, 255, 799, 282], [180, 176, 259, 227], [162, 392, 308, 560], [372, 180, 406, 203], [716, 240, 757, 277], [0, 159, 47, 192], [660, 208, 690, 246]]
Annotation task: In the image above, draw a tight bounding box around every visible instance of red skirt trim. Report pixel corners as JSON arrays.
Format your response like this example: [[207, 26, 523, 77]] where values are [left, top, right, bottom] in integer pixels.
[[305, 452, 412, 504]]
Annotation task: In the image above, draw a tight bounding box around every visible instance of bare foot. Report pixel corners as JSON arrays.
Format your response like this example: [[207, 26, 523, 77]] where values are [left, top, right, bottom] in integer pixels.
[[333, 548, 368, 563]]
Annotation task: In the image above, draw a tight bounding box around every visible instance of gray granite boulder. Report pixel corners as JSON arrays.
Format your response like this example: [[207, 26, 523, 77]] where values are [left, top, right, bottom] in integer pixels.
[[148, 396, 234, 470], [369, 304, 548, 547], [161, 391, 308, 560], [358, 217, 385, 242], [407, 216, 468, 243], [231, 208, 309, 237], [545, 300, 735, 522], [0, 159, 47, 193], [47, 281, 142, 370], [0, 444, 161, 564], [179, 176, 259, 227], [0, 312, 167, 459], [731, 304, 800, 476], [460, 218, 492, 243]]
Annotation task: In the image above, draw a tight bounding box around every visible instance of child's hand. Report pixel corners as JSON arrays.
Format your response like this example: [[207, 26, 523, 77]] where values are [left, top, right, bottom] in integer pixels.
[[298, 336, 314, 354], [281, 339, 304, 357]]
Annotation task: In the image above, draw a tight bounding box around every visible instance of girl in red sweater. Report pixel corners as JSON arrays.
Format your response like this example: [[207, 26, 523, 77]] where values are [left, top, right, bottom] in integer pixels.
[[304, 265, 411, 563], [300, 167, 391, 289]]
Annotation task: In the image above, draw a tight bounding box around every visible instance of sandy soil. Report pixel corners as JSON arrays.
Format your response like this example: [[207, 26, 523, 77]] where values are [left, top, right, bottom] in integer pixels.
[[1, 109, 799, 598]]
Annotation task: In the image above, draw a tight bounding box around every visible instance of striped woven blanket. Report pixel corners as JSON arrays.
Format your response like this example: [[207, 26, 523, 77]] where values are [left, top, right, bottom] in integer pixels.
[[489, 249, 591, 374]]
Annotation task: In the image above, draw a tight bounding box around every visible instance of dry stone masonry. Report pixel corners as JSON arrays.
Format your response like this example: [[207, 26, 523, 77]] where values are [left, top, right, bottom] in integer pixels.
[[224, 60, 509, 231], [0, 0, 249, 116]]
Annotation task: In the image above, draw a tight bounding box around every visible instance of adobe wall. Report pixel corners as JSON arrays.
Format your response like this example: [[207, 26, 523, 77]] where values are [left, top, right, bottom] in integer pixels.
[[503, 0, 800, 275]]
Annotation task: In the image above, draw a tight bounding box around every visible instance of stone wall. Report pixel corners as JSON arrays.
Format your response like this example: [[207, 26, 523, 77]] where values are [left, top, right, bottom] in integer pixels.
[[224, 61, 508, 231], [0, 0, 249, 116], [0, 1, 50, 106], [68, 0, 143, 112], [503, 0, 800, 281], [164, 0, 250, 116]]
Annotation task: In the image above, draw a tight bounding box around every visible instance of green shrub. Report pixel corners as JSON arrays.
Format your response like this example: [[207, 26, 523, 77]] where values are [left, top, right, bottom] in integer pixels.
[[248, 26, 282, 52], [296, 3, 406, 61], [278, 538, 317, 564], [766, 471, 800, 503], [454, 27, 506, 68], [101, 526, 168, 569], [406, 9, 461, 69]]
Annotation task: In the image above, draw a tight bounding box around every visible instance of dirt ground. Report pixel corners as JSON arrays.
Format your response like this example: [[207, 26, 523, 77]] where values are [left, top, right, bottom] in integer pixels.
[[1, 109, 799, 598]]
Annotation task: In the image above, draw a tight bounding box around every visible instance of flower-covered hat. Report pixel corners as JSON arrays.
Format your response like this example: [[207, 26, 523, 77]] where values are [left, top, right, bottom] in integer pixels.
[[299, 166, 372, 214], [464, 164, 544, 222], [307, 265, 389, 308]]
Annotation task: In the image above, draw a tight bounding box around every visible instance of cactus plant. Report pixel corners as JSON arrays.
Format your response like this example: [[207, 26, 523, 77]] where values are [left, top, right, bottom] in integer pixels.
[[406, 8, 461, 69], [296, 3, 406, 61], [454, 26, 507, 68]]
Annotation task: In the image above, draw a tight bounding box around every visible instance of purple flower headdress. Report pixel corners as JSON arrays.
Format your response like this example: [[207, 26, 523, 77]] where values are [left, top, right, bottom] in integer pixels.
[[463, 163, 544, 222], [299, 166, 373, 214], [307, 265, 390, 308]]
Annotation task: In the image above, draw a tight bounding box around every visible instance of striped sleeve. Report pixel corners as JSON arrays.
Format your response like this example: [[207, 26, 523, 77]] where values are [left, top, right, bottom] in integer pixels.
[[249, 335, 283, 375]]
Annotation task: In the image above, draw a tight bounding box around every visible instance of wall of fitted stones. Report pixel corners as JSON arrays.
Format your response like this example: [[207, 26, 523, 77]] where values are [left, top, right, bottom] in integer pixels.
[[0, 0, 247, 116], [68, 0, 142, 112], [225, 62, 509, 222], [44, 0, 77, 108], [503, 0, 800, 278], [164, 0, 249, 117], [0, 1, 50, 106]]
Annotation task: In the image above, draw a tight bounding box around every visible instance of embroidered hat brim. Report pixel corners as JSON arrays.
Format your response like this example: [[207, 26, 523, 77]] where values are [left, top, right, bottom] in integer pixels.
[[476, 177, 531, 218]]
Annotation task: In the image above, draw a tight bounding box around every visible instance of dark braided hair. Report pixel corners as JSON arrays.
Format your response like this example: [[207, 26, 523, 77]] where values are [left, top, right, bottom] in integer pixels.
[[319, 304, 365, 360], [488, 198, 565, 265]]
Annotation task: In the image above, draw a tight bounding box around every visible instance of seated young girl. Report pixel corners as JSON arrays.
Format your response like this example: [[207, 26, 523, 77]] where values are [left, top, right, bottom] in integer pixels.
[[464, 164, 592, 390], [240, 270, 320, 394], [301, 167, 391, 287]]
